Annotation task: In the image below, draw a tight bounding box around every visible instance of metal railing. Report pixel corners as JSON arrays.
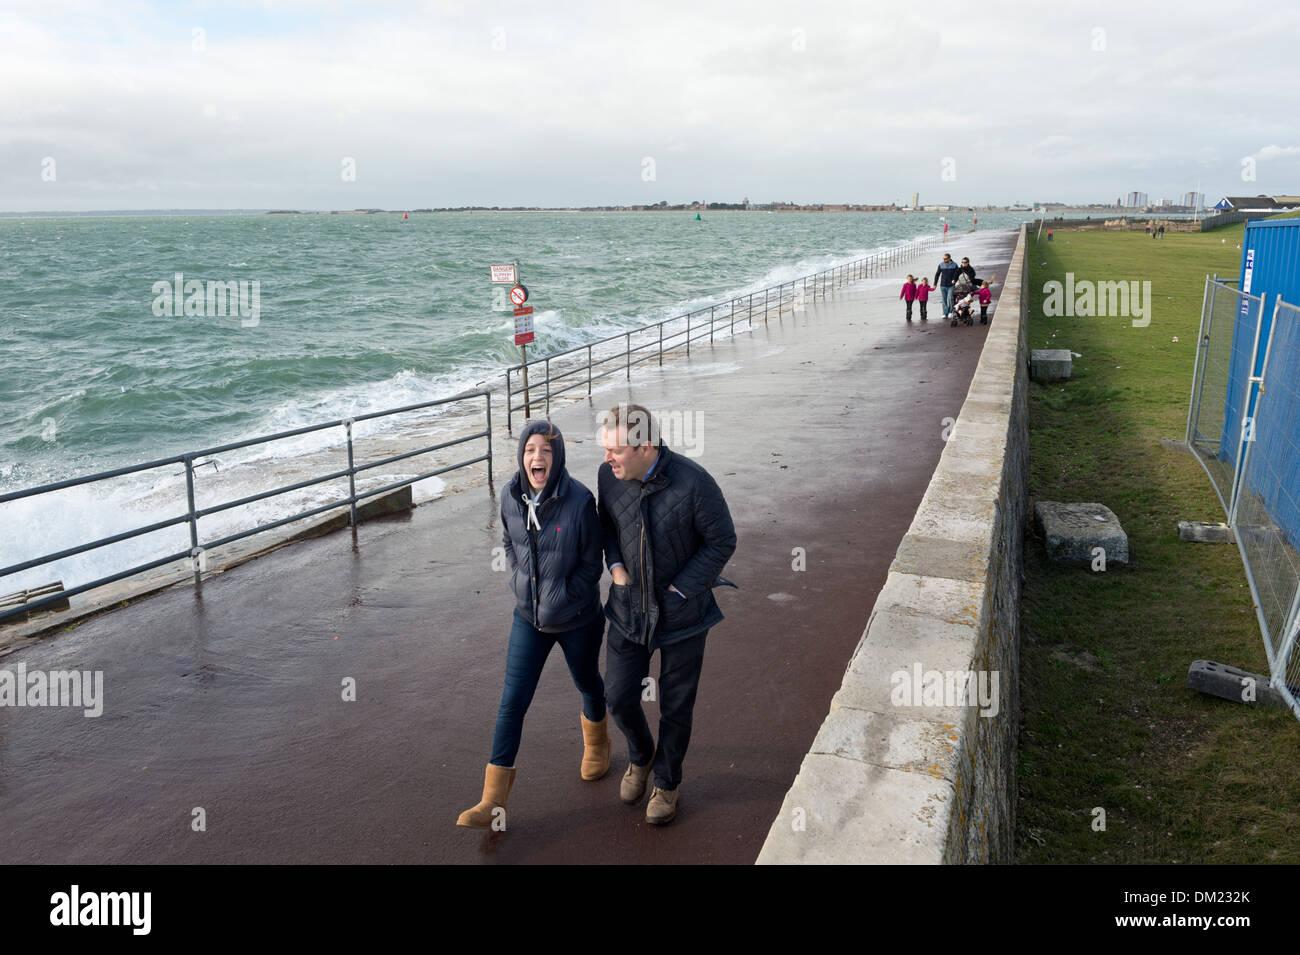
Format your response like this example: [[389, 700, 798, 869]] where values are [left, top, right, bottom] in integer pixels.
[[0, 390, 493, 624], [503, 234, 943, 429]]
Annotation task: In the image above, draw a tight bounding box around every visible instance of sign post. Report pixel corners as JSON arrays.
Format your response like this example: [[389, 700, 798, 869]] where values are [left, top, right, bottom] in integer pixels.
[[492, 260, 533, 418]]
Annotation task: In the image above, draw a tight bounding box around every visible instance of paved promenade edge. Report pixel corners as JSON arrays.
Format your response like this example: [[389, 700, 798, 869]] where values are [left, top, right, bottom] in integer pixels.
[[756, 224, 1030, 864]]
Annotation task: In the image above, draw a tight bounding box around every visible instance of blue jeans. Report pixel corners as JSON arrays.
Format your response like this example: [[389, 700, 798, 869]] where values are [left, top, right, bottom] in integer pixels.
[[490, 609, 607, 767], [940, 285, 954, 316]]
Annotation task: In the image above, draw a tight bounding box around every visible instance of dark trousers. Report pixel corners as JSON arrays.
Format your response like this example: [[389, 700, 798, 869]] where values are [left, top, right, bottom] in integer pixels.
[[489, 609, 606, 767], [605, 628, 708, 791], [904, 299, 913, 320], [919, 300, 928, 320], [980, 304, 989, 322]]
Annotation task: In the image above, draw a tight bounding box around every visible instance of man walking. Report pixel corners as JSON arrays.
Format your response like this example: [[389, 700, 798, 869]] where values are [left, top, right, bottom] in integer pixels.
[[935, 252, 960, 318], [596, 403, 736, 825]]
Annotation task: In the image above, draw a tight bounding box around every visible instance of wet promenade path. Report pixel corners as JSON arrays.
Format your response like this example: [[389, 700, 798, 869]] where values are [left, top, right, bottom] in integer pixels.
[[1, 231, 1016, 864]]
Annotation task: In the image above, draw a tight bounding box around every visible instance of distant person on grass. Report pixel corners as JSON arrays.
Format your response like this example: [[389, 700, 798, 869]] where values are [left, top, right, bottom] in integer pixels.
[[597, 403, 736, 826], [457, 420, 609, 830]]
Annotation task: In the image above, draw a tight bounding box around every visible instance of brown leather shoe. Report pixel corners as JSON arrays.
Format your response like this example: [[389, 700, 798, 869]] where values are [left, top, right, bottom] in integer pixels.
[[580, 714, 611, 781], [646, 786, 679, 825], [620, 761, 652, 804], [456, 764, 515, 829]]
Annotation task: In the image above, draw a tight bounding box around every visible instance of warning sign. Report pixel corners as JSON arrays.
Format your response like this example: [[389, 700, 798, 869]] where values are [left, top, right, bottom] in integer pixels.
[[510, 284, 528, 307], [514, 306, 534, 346], [489, 264, 517, 284]]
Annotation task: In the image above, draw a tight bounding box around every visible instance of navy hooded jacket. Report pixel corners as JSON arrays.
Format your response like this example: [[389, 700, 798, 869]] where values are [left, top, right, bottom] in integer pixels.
[[501, 421, 603, 633]]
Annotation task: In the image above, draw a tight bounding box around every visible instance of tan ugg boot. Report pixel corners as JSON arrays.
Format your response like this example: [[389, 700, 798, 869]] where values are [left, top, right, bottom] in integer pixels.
[[456, 764, 516, 829], [580, 714, 611, 780]]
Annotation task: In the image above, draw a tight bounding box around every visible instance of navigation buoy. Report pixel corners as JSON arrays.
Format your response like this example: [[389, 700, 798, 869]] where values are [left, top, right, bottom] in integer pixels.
[[695, 213, 701, 220], [403, 213, 408, 219]]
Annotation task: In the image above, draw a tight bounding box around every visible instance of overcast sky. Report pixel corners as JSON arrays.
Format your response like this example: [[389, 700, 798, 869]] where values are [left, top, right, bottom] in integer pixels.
[[2, 0, 1297, 211]]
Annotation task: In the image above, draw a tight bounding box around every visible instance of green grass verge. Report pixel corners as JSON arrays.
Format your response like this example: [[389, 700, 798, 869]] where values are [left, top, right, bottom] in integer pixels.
[[1015, 225, 1300, 864]]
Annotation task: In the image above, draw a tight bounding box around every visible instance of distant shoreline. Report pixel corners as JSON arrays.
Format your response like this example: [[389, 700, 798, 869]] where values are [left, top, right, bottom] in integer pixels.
[[1, 206, 1167, 219]]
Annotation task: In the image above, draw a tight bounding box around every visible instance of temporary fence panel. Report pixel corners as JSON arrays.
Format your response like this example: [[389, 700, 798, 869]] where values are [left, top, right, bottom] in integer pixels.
[[1232, 299, 1300, 716], [1187, 279, 1265, 515]]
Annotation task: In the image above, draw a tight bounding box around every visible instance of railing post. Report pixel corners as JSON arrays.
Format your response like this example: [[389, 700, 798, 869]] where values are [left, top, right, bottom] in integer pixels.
[[484, 393, 493, 484], [709, 305, 715, 343], [184, 455, 200, 584], [344, 418, 357, 526], [686, 312, 691, 356], [748, 293, 754, 327], [587, 345, 593, 397], [505, 369, 513, 434], [765, 287, 769, 322], [544, 357, 551, 416], [659, 322, 664, 365], [731, 300, 735, 334], [626, 332, 631, 380]]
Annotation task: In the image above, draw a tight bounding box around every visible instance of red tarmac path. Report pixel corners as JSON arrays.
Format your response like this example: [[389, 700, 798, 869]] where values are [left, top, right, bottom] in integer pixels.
[[0, 231, 1016, 864]]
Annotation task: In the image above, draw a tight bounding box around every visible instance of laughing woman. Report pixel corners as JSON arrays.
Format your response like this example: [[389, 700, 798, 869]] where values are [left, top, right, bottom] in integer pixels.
[[457, 420, 610, 828]]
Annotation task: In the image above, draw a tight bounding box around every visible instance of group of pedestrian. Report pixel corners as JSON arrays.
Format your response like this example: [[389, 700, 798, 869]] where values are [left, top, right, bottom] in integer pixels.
[[458, 404, 736, 831], [1146, 222, 1166, 239], [899, 252, 996, 326]]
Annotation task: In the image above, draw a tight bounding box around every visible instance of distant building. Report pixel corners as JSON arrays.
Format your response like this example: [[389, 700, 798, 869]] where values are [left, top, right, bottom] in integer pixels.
[[1213, 194, 1300, 212], [1126, 191, 1148, 208], [910, 192, 920, 209], [922, 204, 951, 212], [1182, 191, 1204, 210]]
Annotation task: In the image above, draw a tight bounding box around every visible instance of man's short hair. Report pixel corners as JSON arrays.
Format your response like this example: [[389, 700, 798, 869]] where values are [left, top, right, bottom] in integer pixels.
[[600, 403, 655, 446]]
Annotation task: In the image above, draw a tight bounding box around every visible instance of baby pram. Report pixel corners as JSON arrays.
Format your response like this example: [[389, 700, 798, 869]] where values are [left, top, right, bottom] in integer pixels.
[[951, 275, 976, 326]]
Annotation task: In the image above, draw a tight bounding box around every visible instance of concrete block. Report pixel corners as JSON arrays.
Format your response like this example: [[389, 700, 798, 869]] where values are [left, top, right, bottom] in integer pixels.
[[1035, 500, 1128, 565], [1186, 659, 1287, 708], [1030, 349, 1071, 381], [1178, 521, 1234, 544], [284, 484, 414, 544]]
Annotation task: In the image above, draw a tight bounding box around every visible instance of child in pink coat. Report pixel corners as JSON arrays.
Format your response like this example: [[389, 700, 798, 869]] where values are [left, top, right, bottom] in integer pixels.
[[915, 277, 931, 321], [900, 275, 918, 321], [977, 275, 995, 324]]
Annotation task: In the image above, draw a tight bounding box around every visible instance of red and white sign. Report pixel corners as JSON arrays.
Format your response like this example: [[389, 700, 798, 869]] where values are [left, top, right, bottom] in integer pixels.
[[509, 284, 528, 307], [489, 264, 517, 284], [514, 305, 534, 346]]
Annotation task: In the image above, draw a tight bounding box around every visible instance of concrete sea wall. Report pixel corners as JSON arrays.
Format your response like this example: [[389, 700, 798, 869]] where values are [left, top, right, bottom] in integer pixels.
[[757, 224, 1031, 864]]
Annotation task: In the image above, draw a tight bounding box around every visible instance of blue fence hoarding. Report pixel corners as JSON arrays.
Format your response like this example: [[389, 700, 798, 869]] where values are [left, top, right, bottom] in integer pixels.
[[1222, 217, 1300, 538]]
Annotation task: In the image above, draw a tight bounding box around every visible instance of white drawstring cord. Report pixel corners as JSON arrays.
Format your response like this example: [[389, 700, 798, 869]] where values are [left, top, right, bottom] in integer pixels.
[[522, 492, 541, 531]]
